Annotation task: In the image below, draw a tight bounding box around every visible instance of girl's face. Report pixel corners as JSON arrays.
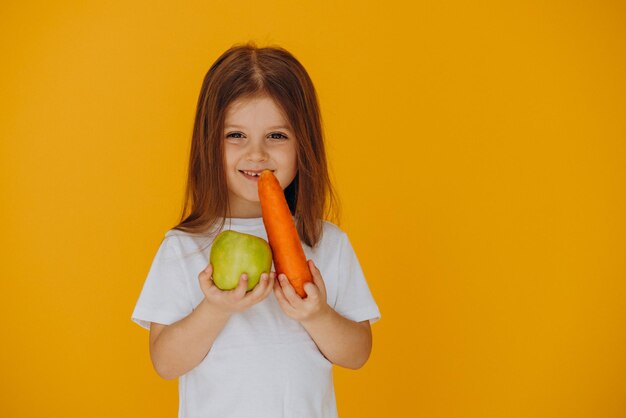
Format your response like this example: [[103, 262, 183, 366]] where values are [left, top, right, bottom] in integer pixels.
[[223, 94, 298, 218]]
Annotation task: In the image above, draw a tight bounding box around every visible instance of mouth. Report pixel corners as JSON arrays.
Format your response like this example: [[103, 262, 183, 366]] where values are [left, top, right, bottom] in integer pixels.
[[239, 169, 273, 181]]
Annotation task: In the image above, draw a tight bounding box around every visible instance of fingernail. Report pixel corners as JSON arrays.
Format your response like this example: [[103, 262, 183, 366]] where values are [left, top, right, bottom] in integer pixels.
[[261, 273, 268, 281]]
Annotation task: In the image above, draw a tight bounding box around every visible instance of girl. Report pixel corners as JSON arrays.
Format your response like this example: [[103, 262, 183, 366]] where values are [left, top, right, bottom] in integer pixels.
[[132, 43, 381, 418]]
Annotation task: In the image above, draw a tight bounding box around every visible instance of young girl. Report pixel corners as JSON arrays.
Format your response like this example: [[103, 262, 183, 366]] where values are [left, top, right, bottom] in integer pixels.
[[132, 43, 381, 418]]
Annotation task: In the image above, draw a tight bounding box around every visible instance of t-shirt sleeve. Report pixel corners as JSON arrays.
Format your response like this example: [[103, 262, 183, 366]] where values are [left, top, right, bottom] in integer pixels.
[[333, 233, 381, 324], [131, 234, 195, 330]]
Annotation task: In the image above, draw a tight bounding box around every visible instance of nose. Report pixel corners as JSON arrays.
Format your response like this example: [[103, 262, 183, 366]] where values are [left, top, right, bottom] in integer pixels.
[[245, 138, 269, 162]]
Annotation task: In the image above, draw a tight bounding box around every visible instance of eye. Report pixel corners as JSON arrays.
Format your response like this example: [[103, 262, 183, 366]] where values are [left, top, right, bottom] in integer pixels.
[[226, 132, 244, 139], [269, 132, 288, 140]]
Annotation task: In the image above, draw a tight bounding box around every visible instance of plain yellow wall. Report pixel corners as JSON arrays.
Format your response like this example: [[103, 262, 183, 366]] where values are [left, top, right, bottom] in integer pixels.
[[1, 1, 625, 417]]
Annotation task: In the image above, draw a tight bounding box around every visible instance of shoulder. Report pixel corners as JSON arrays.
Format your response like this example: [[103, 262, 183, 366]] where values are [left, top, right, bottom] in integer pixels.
[[162, 228, 214, 256], [160, 229, 187, 247], [317, 220, 348, 248], [164, 228, 187, 239], [164, 228, 213, 241], [320, 220, 345, 236]]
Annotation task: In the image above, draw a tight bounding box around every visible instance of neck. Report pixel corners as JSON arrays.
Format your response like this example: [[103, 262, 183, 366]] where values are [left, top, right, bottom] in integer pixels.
[[227, 202, 262, 219]]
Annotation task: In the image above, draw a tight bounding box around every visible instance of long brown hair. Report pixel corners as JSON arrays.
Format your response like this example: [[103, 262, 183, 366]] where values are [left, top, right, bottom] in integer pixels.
[[173, 42, 339, 247]]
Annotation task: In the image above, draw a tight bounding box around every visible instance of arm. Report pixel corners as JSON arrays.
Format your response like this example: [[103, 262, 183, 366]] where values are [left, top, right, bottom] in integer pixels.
[[149, 299, 231, 380], [150, 265, 276, 380], [301, 309, 372, 369], [273, 260, 373, 370]]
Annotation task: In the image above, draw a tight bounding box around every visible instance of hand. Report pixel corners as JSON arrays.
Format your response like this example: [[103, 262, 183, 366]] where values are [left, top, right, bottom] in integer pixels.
[[273, 260, 330, 323], [198, 264, 276, 315]]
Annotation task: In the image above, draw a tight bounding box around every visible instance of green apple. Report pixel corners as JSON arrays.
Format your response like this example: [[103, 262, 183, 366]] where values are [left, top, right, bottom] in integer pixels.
[[209, 230, 273, 291]]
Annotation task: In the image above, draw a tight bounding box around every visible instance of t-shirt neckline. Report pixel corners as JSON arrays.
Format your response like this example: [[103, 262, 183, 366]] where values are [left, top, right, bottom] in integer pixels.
[[219, 217, 265, 228]]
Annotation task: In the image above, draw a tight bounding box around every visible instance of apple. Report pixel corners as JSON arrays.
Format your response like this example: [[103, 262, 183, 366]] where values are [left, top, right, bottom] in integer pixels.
[[209, 230, 273, 291]]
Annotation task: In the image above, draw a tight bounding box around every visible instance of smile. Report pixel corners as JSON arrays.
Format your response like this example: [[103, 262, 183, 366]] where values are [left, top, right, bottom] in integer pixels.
[[239, 169, 274, 181]]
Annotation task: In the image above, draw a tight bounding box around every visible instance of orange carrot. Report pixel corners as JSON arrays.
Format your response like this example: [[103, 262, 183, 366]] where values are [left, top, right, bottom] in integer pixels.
[[258, 170, 312, 297]]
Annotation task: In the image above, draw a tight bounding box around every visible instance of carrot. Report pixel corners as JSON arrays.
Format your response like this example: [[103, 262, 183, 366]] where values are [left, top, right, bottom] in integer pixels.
[[258, 170, 312, 297]]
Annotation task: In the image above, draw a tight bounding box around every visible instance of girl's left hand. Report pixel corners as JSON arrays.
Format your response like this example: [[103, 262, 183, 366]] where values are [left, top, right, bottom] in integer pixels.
[[273, 259, 330, 323]]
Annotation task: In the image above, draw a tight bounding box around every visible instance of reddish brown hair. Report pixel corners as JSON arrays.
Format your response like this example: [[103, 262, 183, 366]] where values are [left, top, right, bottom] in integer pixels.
[[173, 42, 339, 247]]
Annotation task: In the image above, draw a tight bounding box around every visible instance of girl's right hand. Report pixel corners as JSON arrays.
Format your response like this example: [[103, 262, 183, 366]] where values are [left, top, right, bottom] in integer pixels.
[[198, 264, 275, 315]]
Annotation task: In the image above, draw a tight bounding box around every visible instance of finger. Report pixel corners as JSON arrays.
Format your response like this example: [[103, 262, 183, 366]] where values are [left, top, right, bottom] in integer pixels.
[[303, 281, 319, 301], [264, 272, 278, 299], [273, 278, 294, 310], [248, 272, 270, 298], [198, 264, 214, 291], [260, 272, 276, 299], [232, 273, 248, 299], [199, 263, 213, 279], [278, 274, 302, 305], [308, 260, 326, 294]]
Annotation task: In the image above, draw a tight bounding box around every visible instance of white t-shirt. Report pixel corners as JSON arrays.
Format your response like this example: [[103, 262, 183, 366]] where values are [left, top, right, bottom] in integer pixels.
[[131, 217, 381, 418]]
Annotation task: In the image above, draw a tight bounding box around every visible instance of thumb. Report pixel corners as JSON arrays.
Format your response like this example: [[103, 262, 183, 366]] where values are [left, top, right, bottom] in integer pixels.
[[309, 260, 326, 295], [309, 260, 323, 283], [199, 263, 213, 280], [199, 264, 214, 292]]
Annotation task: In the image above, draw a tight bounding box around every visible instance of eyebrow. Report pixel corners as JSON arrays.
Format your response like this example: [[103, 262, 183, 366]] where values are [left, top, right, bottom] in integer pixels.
[[224, 125, 291, 130]]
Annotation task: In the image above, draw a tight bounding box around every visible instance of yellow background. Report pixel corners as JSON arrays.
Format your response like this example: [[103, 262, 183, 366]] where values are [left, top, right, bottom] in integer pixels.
[[1, 1, 625, 417]]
